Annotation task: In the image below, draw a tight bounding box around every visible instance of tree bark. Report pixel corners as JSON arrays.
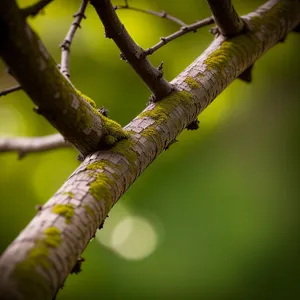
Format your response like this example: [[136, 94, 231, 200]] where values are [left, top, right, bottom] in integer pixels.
[[0, 0, 299, 299]]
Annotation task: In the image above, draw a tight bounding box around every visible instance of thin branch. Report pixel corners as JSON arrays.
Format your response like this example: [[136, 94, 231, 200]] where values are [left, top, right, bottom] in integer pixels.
[[206, 0, 244, 36], [0, 1, 299, 299], [21, 0, 54, 17], [0, 134, 70, 159], [0, 85, 22, 97], [145, 17, 214, 55], [115, 4, 187, 27], [60, 0, 88, 79], [90, 0, 173, 101]]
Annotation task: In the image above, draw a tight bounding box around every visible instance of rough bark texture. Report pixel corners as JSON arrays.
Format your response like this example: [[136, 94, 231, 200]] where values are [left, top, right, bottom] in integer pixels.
[[0, 0, 126, 157], [207, 0, 245, 36], [0, 0, 299, 299]]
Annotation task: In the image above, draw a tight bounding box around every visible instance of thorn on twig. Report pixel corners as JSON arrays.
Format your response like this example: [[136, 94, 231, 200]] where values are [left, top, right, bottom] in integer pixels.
[[120, 52, 127, 61], [157, 61, 164, 78], [73, 12, 86, 19], [99, 220, 105, 230], [60, 40, 71, 51], [35, 204, 43, 212], [210, 26, 221, 36], [148, 94, 156, 104], [160, 37, 167, 44], [165, 138, 178, 150], [33, 106, 42, 114], [181, 26, 188, 32], [71, 257, 85, 274], [77, 153, 85, 161], [98, 106, 109, 117], [186, 119, 200, 130], [238, 64, 253, 83]]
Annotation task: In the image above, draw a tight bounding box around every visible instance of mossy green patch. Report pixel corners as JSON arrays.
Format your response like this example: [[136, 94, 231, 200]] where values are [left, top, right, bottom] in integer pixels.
[[13, 227, 61, 295], [92, 108, 129, 147], [87, 162, 115, 212], [138, 90, 193, 122], [52, 204, 75, 224], [204, 34, 258, 72], [76, 89, 96, 108], [63, 191, 74, 198], [185, 76, 201, 89], [111, 138, 138, 166], [76, 90, 129, 148]]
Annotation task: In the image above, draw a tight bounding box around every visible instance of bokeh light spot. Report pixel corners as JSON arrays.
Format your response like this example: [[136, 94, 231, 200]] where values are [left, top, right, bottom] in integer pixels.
[[111, 216, 158, 261]]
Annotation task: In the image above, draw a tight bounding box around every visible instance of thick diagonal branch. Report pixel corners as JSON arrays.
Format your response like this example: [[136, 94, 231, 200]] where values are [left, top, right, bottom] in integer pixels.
[[0, 0, 299, 299], [0, 134, 70, 158], [90, 0, 173, 101], [207, 0, 244, 36], [0, 0, 126, 157]]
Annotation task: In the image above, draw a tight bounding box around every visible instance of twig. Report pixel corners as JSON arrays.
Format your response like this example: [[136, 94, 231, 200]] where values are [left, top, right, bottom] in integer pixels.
[[90, 0, 173, 101], [0, 85, 22, 97], [22, 0, 54, 17], [145, 17, 214, 55], [0, 134, 71, 159], [206, 0, 244, 36], [115, 5, 187, 27], [60, 0, 88, 79]]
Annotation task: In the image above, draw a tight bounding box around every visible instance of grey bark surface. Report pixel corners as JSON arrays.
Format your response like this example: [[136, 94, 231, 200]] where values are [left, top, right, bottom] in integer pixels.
[[0, 0, 299, 299]]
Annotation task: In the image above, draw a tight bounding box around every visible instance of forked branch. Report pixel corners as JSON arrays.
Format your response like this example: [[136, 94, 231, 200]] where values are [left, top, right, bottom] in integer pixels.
[[0, 1, 299, 299], [0, 0, 124, 157], [90, 0, 173, 101], [207, 0, 244, 36]]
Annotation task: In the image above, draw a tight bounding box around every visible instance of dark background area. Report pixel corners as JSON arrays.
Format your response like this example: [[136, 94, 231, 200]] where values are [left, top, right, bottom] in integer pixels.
[[0, 0, 299, 299]]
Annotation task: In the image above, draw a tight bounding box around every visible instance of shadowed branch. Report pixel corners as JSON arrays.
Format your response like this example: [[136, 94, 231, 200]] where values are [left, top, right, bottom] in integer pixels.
[[206, 0, 244, 36], [90, 0, 173, 101]]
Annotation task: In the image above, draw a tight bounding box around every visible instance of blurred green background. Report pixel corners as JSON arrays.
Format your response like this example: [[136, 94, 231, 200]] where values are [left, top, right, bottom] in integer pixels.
[[1, 0, 300, 299]]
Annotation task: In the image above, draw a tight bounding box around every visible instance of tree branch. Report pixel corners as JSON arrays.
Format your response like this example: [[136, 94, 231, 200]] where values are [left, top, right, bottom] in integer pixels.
[[206, 0, 244, 36], [0, 134, 70, 159], [21, 0, 54, 17], [90, 0, 173, 101], [0, 85, 22, 97], [0, 1, 299, 299], [60, 0, 88, 79], [0, 0, 127, 157], [145, 17, 214, 55], [115, 4, 187, 27]]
